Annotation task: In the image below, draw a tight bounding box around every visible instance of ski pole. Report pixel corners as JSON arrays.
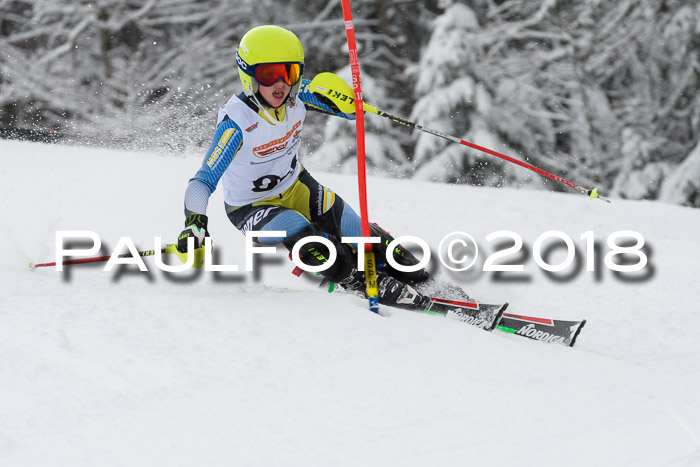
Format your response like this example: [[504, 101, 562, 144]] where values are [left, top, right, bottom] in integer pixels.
[[30, 244, 178, 269], [366, 106, 609, 202], [309, 73, 610, 203]]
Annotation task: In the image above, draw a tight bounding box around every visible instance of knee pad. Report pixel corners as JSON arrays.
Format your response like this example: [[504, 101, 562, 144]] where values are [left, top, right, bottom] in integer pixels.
[[283, 224, 356, 283], [370, 223, 430, 284]]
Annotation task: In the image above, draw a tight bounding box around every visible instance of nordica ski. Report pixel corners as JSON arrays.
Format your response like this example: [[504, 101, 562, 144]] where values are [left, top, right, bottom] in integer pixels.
[[317, 274, 585, 346], [497, 313, 586, 347], [422, 298, 507, 331], [413, 280, 586, 346]]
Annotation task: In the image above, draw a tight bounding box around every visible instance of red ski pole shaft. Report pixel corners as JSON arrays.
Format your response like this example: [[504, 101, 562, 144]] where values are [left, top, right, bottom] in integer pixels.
[[30, 245, 172, 269], [370, 108, 610, 202]]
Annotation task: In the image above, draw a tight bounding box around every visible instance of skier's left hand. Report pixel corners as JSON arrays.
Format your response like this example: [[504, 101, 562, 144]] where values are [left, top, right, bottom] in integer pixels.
[[178, 214, 209, 253]]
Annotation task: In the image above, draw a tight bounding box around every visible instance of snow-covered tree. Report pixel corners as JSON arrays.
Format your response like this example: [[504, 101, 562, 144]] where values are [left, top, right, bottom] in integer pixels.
[[1, 0, 699, 207], [411, 0, 700, 205], [304, 0, 439, 177], [411, 0, 529, 187]]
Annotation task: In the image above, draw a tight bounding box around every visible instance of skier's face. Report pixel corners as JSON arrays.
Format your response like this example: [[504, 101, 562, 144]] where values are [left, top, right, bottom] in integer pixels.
[[259, 80, 291, 109]]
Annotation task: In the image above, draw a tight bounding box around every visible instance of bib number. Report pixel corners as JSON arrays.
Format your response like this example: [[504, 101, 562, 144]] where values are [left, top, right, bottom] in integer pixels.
[[250, 156, 298, 193], [252, 174, 281, 192]]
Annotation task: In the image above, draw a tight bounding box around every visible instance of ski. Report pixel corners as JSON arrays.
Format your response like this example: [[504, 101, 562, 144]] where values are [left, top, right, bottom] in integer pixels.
[[413, 279, 586, 346], [496, 313, 586, 347], [317, 275, 586, 346], [422, 297, 507, 331]]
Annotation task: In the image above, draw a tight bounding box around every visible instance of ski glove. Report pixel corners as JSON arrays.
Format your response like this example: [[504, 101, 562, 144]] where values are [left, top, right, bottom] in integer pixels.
[[178, 214, 209, 253], [313, 93, 342, 113]]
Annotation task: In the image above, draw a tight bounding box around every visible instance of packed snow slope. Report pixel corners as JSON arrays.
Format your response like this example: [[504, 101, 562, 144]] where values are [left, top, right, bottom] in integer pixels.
[[2, 139, 700, 467]]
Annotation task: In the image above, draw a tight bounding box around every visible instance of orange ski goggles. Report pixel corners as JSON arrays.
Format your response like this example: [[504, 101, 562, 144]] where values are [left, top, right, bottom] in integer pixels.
[[254, 63, 303, 87]]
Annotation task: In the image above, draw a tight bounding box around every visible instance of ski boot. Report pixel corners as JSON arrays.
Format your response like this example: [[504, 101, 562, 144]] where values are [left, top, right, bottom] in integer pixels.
[[338, 269, 430, 310]]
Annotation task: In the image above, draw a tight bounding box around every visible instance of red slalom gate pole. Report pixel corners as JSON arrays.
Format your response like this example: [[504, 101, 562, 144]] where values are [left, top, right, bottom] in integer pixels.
[[340, 0, 379, 313]]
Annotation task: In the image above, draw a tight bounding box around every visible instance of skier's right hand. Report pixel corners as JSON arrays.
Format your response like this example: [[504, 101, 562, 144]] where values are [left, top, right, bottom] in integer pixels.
[[178, 213, 209, 253]]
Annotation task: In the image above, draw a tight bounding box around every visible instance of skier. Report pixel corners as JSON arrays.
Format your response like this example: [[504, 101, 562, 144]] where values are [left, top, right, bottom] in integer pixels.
[[177, 25, 429, 308]]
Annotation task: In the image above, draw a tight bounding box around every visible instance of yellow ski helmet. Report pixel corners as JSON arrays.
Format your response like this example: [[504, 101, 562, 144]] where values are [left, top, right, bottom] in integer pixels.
[[236, 25, 305, 101]]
